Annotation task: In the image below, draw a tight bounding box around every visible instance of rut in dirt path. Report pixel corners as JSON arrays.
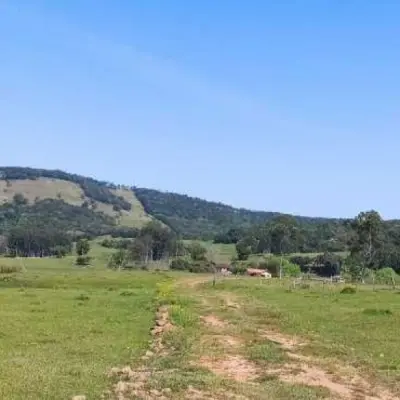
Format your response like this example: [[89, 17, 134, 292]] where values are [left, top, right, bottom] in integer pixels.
[[191, 280, 399, 400], [260, 328, 398, 400]]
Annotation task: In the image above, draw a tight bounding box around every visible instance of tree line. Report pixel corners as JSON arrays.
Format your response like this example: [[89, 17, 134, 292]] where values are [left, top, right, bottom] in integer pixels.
[[0, 194, 139, 257], [134, 187, 338, 239], [223, 210, 400, 275]]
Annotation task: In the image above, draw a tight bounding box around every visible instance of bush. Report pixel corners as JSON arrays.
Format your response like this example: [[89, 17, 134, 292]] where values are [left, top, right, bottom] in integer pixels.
[[230, 264, 247, 275], [188, 261, 215, 273], [341, 286, 356, 294], [186, 242, 207, 261], [107, 250, 127, 269], [375, 267, 399, 285], [282, 262, 301, 277], [75, 255, 91, 266], [0, 264, 21, 274], [170, 258, 191, 271]]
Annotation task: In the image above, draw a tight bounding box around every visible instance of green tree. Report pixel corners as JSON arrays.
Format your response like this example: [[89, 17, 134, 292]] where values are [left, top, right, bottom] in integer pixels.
[[108, 249, 127, 269], [235, 236, 258, 260], [76, 239, 90, 256], [269, 215, 299, 278], [186, 241, 207, 261], [348, 210, 384, 282], [12, 193, 28, 206]]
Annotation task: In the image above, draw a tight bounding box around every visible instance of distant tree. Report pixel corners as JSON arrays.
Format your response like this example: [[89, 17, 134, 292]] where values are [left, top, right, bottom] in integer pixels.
[[108, 249, 127, 269], [348, 210, 384, 282], [235, 238, 254, 261], [76, 239, 90, 256], [113, 204, 122, 212], [269, 216, 299, 278], [12, 193, 28, 206], [0, 235, 8, 254], [186, 241, 207, 261]]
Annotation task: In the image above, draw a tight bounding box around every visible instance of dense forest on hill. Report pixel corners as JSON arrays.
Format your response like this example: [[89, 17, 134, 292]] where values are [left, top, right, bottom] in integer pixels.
[[134, 187, 339, 239], [0, 167, 131, 211]]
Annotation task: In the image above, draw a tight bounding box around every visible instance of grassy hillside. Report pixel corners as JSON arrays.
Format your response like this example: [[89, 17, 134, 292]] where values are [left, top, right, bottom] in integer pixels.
[[0, 169, 152, 229]]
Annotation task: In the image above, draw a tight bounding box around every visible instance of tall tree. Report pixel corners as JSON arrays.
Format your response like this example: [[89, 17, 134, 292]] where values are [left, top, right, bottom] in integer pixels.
[[76, 239, 90, 256], [269, 215, 299, 278], [348, 210, 384, 282]]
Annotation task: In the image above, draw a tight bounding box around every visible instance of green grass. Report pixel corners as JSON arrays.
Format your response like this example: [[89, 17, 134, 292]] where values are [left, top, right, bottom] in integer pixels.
[[0, 256, 169, 400], [206, 278, 400, 385]]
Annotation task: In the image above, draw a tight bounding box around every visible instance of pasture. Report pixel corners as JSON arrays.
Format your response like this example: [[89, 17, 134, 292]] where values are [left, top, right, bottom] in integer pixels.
[[1, 253, 400, 399], [0, 256, 168, 399]]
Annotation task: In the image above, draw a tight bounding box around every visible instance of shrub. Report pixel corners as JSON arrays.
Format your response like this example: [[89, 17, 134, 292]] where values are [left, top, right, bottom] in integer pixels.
[[186, 242, 207, 261], [75, 255, 91, 266], [230, 264, 247, 275], [375, 267, 399, 285], [107, 250, 127, 269], [341, 286, 356, 294], [188, 261, 215, 273], [282, 262, 301, 277], [0, 264, 21, 274], [170, 258, 191, 271]]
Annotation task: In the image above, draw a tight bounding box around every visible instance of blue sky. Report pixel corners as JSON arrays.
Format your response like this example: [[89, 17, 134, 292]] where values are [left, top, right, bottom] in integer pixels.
[[1, 1, 400, 218]]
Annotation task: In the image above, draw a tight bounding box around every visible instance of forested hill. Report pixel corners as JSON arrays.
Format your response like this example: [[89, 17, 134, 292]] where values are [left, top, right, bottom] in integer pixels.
[[0, 166, 352, 242], [0, 167, 151, 237], [133, 187, 343, 239]]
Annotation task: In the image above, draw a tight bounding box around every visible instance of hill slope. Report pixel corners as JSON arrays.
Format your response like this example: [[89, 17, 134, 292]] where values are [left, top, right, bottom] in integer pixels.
[[0, 167, 151, 230], [134, 187, 341, 239], [0, 166, 348, 242]]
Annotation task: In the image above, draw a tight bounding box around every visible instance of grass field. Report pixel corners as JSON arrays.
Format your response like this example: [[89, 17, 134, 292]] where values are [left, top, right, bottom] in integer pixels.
[[0, 256, 168, 400], [1, 252, 399, 399]]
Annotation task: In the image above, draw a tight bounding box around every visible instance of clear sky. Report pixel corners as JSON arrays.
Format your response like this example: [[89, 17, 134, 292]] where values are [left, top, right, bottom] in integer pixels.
[[1, 1, 400, 219]]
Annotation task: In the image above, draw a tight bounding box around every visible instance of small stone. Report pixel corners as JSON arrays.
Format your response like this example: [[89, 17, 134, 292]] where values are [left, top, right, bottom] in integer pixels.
[[163, 388, 172, 394], [151, 326, 163, 335], [72, 396, 86, 400], [121, 366, 133, 375], [145, 350, 154, 357]]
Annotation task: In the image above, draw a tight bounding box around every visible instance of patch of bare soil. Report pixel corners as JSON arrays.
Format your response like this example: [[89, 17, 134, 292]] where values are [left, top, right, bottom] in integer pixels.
[[262, 332, 398, 400], [200, 334, 242, 349], [260, 329, 307, 351], [200, 314, 228, 328], [104, 305, 175, 400], [199, 355, 259, 383]]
